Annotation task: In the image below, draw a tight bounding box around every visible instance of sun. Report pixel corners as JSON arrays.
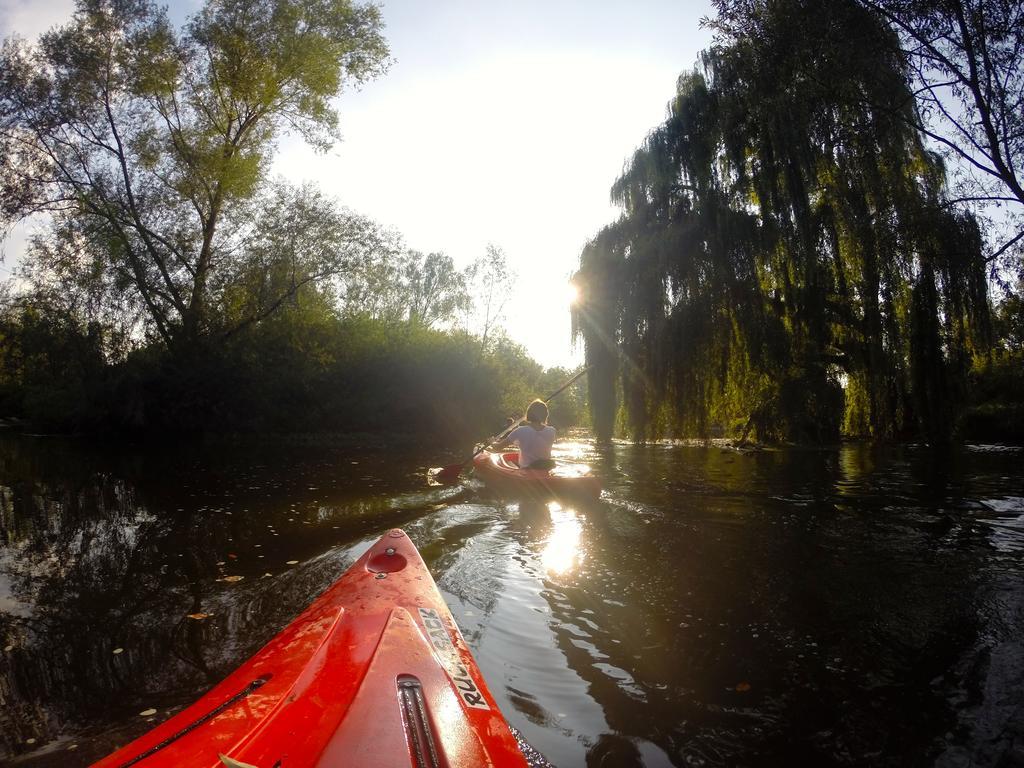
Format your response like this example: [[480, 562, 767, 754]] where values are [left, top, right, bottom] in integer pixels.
[[565, 282, 580, 306]]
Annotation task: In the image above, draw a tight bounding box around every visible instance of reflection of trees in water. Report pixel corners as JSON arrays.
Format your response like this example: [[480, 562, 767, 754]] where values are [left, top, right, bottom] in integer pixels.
[[0, 464, 210, 759], [1, 434, 1019, 765], [0, 454, 274, 759], [522, 444, 1011, 766], [0, 434, 478, 761]]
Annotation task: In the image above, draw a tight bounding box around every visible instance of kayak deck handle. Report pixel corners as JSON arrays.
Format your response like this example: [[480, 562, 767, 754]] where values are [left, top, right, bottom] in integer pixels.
[[398, 674, 445, 768]]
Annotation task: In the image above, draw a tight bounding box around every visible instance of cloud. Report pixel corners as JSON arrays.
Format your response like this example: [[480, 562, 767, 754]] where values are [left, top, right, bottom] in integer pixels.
[[0, 0, 75, 39]]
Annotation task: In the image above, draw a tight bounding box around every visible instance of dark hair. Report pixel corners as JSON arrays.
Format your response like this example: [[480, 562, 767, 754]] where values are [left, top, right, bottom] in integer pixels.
[[525, 399, 548, 424]]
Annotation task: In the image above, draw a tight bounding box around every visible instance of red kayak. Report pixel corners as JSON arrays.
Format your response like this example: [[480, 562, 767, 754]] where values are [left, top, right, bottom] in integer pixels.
[[94, 530, 529, 768], [473, 451, 601, 501]]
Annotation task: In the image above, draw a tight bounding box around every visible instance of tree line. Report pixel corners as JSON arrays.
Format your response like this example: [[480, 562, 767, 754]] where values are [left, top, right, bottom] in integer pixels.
[[572, 0, 1023, 444], [0, 0, 582, 437]]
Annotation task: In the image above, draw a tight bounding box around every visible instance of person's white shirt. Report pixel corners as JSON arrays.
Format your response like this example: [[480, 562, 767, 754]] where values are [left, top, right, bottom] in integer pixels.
[[505, 424, 555, 468]]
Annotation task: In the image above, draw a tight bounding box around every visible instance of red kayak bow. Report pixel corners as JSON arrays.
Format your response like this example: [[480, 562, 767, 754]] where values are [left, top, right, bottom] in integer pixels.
[[93, 530, 528, 768]]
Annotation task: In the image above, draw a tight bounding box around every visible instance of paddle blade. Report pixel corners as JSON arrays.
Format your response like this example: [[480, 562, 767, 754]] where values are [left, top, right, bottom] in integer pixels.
[[429, 463, 465, 485]]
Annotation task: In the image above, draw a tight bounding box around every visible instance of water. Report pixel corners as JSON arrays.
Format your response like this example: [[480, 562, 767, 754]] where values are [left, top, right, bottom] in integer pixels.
[[1, 431, 1023, 767]]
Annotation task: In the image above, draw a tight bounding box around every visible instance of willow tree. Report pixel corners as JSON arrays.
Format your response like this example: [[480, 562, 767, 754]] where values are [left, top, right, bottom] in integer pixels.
[[0, 0, 388, 355], [573, 0, 991, 443]]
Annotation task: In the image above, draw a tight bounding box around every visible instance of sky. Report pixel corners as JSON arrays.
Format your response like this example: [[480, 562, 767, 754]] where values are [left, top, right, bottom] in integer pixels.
[[0, 0, 716, 368]]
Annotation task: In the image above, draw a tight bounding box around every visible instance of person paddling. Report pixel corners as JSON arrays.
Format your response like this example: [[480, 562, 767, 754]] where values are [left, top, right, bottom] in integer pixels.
[[491, 399, 556, 469], [431, 368, 589, 484]]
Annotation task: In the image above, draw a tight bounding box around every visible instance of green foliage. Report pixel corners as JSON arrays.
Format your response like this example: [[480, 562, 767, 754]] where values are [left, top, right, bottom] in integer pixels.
[[0, 281, 579, 438], [0, 299, 109, 429], [993, 287, 1024, 353], [341, 247, 470, 330], [404, 251, 470, 328], [0, 2, 581, 439], [537, 365, 588, 430], [573, 0, 995, 444], [481, 335, 543, 418], [0, 0, 389, 351], [962, 289, 1024, 441], [215, 182, 389, 335], [108, 316, 576, 437], [963, 353, 1024, 442]]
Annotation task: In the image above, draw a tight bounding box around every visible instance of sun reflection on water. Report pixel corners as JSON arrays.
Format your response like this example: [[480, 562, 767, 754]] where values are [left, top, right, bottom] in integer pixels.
[[554, 440, 589, 461], [541, 502, 584, 575]]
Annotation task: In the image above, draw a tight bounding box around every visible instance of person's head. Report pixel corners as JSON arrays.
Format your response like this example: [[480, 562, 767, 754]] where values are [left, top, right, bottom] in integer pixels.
[[525, 399, 548, 425]]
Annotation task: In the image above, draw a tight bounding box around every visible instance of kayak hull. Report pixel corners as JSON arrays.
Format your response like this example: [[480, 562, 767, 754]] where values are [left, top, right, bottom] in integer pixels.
[[472, 451, 601, 501], [93, 529, 528, 768]]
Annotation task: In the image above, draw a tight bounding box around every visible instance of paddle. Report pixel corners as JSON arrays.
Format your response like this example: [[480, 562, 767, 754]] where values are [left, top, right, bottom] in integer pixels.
[[430, 367, 591, 485]]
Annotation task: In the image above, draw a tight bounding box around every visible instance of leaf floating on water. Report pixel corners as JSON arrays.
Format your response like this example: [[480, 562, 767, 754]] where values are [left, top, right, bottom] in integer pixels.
[[735, 682, 752, 692], [228, 554, 238, 560], [187, 612, 212, 620], [219, 754, 260, 768], [218, 575, 244, 583], [139, 708, 157, 717], [286, 560, 299, 565], [261, 573, 273, 578], [3, 644, 13, 652], [112, 648, 124, 654], [216, 561, 226, 566]]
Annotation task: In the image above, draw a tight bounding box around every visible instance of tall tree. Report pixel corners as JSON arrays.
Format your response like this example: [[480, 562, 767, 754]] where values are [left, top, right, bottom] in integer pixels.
[[0, 0, 389, 353], [339, 247, 469, 329], [215, 183, 390, 337], [465, 243, 514, 347], [830, 0, 1024, 381], [850, 0, 1023, 258], [403, 250, 469, 328], [574, 0, 991, 444]]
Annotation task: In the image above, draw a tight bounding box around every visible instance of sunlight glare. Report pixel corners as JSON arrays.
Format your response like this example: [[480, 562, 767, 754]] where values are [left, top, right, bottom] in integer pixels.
[[554, 440, 588, 461], [541, 503, 584, 576], [565, 282, 580, 306]]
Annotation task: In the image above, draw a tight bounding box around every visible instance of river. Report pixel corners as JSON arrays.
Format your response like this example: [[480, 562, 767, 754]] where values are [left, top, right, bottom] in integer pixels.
[[1, 431, 1022, 767]]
